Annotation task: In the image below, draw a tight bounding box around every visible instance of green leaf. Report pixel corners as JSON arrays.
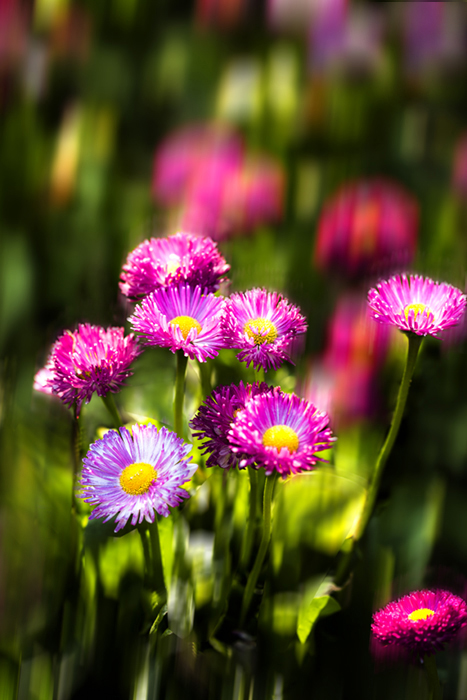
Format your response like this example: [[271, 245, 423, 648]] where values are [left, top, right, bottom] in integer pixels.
[[297, 595, 341, 644]]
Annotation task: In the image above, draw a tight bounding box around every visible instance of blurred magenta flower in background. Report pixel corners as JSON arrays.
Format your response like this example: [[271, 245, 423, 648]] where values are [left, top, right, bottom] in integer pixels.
[[314, 179, 419, 278], [152, 122, 285, 239], [302, 294, 390, 426]]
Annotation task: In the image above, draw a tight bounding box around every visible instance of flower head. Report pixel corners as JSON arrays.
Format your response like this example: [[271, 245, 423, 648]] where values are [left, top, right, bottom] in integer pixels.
[[35, 324, 141, 415], [368, 274, 466, 337], [119, 231, 230, 301], [314, 179, 418, 277], [190, 381, 273, 469], [228, 389, 335, 477], [223, 288, 307, 372], [80, 423, 198, 532], [372, 589, 467, 656], [129, 284, 227, 362]]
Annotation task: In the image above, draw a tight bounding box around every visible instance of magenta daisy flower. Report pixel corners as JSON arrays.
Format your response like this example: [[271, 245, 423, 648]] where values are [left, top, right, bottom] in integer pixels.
[[36, 324, 141, 415], [190, 381, 273, 470], [129, 284, 227, 362], [368, 274, 466, 337], [119, 231, 230, 301], [80, 423, 197, 532], [223, 288, 307, 371], [372, 589, 467, 656], [228, 389, 335, 477]]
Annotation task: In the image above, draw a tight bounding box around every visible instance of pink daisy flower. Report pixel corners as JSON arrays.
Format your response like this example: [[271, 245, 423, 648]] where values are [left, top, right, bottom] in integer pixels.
[[228, 389, 335, 477], [190, 381, 273, 469], [223, 288, 307, 372], [119, 231, 230, 301], [368, 274, 466, 337], [80, 423, 197, 532], [372, 589, 467, 656], [129, 284, 227, 363], [35, 324, 141, 415]]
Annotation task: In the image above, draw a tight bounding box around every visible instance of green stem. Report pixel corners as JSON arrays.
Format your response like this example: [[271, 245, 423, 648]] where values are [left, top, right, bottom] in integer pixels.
[[254, 366, 265, 384], [240, 467, 258, 571], [174, 351, 188, 438], [101, 393, 123, 428], [424, 655, 443, 700], [198, 359, 212, 398], [353, 332, 423, 541], [139, 520, 166, 600], [139, 527, 152, 583], [148, 518, 167, 599], [71, 404, 84, 512], [240, 473, 277, 627]]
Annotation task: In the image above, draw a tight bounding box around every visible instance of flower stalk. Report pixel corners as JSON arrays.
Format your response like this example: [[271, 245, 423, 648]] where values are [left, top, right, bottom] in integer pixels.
[[240, 472, 277, 626], [353, 332, 423, 541], [102, 392, 123, 429], [423, 655, 443, 700], [174, 351, 188, 438], [239, 467, 258, 571]]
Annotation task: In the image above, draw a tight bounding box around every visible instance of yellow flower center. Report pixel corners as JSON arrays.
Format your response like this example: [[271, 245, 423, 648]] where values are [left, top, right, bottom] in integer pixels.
[[244, 317, 278, 345], [119, 462, 157, 495], [170, 315, 202, 340], [262, 425, 299, 453], [166, 254, 181, 275], [404, 303, 433, 322], [408, 608, 435, 622]]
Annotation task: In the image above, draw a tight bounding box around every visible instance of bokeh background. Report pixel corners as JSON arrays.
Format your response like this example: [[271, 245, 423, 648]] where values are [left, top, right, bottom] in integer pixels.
[[3, 0, 467, 698]]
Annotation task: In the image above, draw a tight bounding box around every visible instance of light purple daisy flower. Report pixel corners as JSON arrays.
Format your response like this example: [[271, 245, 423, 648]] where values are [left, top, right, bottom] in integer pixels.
[[223, 288, 307, 372], [129, 284, 227, 363], [35, 324, 141, 416], [228, 389, 336, 477], [190, 381, 273, 469], [372, 589, 467, 656], [80, 423, 198, 532], [368, 274, 466, 337], [119, 231, 230, 301]]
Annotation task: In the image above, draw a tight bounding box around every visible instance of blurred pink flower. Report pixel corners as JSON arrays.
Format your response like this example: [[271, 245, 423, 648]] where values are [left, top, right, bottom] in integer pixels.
[[152, 123, 243, 207], [314, 178, 419, 278], [153, 123, 285, 239], [302, 294, 391, 427]]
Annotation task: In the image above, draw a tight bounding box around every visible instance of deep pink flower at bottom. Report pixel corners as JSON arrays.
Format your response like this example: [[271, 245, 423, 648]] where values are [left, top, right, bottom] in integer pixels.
[[372, 590, 467, 657]]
